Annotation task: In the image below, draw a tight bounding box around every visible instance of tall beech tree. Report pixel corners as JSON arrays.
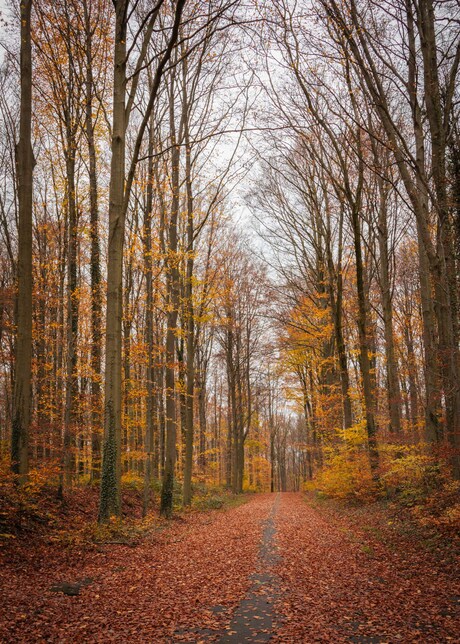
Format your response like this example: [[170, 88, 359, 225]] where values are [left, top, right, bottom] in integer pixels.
[[99, 0, 186, 522], [81, 0, 109, 483], [11, 0, 34, 482]]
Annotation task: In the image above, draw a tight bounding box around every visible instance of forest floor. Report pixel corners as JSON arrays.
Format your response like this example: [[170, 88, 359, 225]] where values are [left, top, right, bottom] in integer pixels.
[[1, 491, 459, 643]]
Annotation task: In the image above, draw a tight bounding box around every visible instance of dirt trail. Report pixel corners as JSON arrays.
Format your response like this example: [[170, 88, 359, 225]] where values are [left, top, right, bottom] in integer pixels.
[[1, 493, 459, 643], [216, 494, 280, 643]]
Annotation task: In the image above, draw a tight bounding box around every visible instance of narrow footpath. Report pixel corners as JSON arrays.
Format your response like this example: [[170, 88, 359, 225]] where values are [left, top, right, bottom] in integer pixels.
[[216, 494, 280, 643]]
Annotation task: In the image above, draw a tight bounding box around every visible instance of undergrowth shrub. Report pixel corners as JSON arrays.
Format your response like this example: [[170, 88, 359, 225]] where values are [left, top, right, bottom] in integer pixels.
[[191, 482, 229, 510], [121, 471, 144, 490], [0, 456, 60, 535], [315, 452, 378, 502], [380, 447, 441, 504], [192, 493, 225, 510], [314, 422, 378, 502], [309, 433, 459, 535], [411, 479, 460, 533]]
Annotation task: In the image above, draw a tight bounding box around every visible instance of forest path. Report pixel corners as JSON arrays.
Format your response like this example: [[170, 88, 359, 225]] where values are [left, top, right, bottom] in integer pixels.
[[215, 494, 280, 644], [2, 492, 460, 643]]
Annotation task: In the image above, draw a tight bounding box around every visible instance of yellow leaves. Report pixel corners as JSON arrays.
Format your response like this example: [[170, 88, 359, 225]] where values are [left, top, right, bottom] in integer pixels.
[[439, 503, 460, 527], [316, 451, 378, 502], [280, 292, 334, 363], [380, 450, 437, 493], [338, 419, 368, 448], [121, 471, 144, 489], [245, 438, 266, 453]]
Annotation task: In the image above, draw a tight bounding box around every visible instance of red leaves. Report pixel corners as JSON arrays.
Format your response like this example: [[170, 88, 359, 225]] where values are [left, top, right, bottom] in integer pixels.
[[272, 494, 460, 643], [2, 492, 459, 642], [0, 495, 271, 643]]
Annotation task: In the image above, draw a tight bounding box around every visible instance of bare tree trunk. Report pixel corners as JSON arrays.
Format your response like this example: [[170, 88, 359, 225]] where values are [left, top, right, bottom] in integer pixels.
[[404, 315, 419, 432], [326, 208, 353, 429], [99, 0, 127, 522], [36, 254, 47, 457], [226, 382, 232, 489], [228, 333, 239, 493], [160, 297, 179, 516], [416, 0, 460, 476], [268, 377, 276, 493], [351, 202, 380, 476], [12, 0, 34, 483], [142, 122, 155, 516], [123, 251, 133, 473], [182, 132, 195, 506], [83, 0, 102, 484], [376, 174, 402, 434], [197, 365, 207, 470], [279, 438, 287, 492], [62, 145, 78, 491], [157, 334, 166, 478], [160, 69, 181, 517], [412, 104, 442, 444]]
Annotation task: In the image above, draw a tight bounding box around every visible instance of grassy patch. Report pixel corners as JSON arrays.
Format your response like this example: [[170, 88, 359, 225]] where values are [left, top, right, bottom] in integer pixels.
[[360, 543, 375, 557], [190, 484, 250, 512]]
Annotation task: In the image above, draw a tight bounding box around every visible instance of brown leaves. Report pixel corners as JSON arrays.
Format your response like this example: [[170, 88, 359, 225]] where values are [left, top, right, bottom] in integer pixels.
[[0, 494, 271, 643], [2, 492, 459, 643], [272, 494, 460, 643]]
